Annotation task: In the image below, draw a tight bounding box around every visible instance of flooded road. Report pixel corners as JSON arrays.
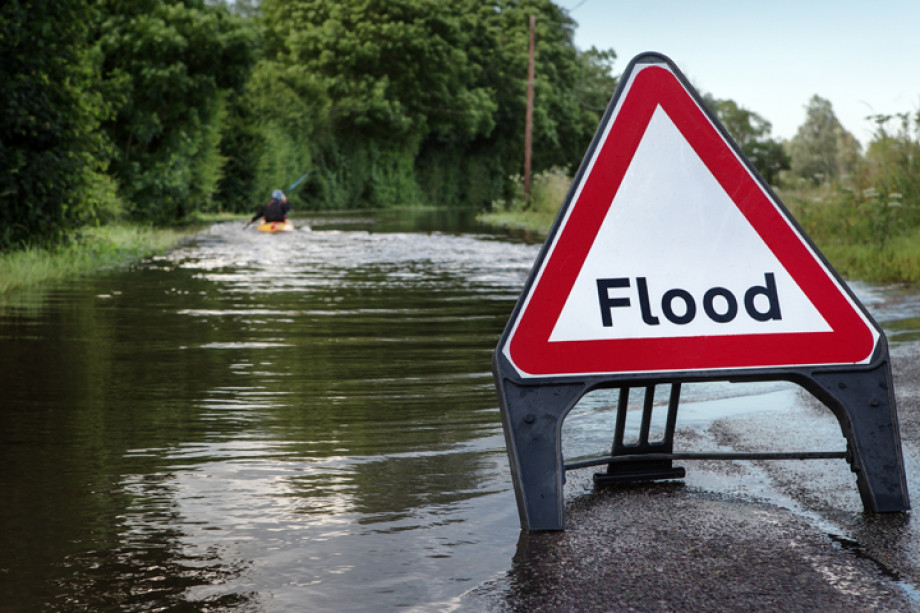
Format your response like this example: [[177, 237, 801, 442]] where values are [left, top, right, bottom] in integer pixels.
[[2, 209, 920, 611], [0, 211, 531, 611]]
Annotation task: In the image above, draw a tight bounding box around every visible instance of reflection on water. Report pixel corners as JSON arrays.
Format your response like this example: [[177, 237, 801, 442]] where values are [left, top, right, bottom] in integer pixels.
[[0, 210, 915, 611], [0, 211, 535, 611], [862, 282, 920, 345]]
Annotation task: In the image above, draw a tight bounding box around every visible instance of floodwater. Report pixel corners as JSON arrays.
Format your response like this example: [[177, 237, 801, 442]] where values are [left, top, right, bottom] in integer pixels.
[[0, 209, 917, 612]]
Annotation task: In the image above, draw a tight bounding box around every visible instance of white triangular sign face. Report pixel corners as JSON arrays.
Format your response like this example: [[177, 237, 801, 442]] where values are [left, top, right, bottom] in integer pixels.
[[550, 106, 830, 342], [501, 56, 879, 378]]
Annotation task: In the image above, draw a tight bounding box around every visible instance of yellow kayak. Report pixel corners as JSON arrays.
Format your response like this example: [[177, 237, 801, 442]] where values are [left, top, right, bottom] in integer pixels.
[[257, 220, 294, 233]]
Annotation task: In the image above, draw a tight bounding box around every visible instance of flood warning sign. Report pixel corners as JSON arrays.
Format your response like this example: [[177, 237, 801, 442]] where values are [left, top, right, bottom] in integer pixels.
[[501, 59, 878, 378]]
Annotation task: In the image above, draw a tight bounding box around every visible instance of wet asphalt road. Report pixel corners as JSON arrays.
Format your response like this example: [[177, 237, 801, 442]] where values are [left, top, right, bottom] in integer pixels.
[[464, 341, 920, 612]]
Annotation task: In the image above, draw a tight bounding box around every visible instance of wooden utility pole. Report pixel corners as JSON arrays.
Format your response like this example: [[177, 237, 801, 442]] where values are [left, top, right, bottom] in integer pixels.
[[523, 15, 535, 201]]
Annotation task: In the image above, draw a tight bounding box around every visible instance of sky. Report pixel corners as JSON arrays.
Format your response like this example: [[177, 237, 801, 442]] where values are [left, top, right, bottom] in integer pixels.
[[558, 0, 920, 147]]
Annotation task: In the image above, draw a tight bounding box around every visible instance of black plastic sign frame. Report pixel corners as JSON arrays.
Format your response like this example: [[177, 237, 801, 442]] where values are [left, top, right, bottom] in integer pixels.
[[492, 53, 909, 531]]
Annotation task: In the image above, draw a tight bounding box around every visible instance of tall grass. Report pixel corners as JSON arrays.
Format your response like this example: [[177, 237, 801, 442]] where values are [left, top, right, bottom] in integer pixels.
[[780, 178, 920, 283], [813, 227, 920, 284], [0, 224, 198, 294], [478, 167, 572, 235]]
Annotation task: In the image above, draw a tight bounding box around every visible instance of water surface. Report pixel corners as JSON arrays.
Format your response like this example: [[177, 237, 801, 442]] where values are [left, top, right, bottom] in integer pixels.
[[0, 209, 914, 611], [0, 211, 536, 611]]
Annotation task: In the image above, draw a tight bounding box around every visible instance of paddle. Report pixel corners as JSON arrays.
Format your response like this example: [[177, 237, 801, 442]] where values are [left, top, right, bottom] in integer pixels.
[[286, 171, 310, 193]]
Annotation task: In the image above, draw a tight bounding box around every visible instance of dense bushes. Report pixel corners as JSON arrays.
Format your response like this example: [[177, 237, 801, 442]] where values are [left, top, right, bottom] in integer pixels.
[[238, 0, 611, 212], [0, 0, 616, 248], [777, 103, 920, 281], [96, 0, 259, 223], [0, 0, 111, 248], [0, 0, 259, 248]]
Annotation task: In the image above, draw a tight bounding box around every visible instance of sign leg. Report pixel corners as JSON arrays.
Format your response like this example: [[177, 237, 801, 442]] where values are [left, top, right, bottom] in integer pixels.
[[804, 361, 910, 512], [494, 377, 586, 531]]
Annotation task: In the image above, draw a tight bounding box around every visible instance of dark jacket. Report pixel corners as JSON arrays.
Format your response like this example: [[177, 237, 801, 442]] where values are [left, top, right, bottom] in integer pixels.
[[251, 198, 291, 223]]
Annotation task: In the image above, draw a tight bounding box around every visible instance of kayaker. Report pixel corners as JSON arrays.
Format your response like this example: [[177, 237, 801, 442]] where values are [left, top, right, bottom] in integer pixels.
[[250, 189, 291, 224]]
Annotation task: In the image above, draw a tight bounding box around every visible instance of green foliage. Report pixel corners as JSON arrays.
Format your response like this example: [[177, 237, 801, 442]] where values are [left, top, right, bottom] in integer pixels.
[[775, 100, 920, 283], [216, 0, 262, 18], [16, 0, 920, 290], [96, 0, 258, 222], [212, 89, 262, 212], [815, 227, 920, 285], [865, 112, 920, 211], [523, 3, 603, 174], [525, 166, 572, 214], [786, 95, 862, 185], [189, 95, 230, 213], [257, 0, 501, 209], [2, 0, 620, 242], [782, 108, 920, 259], [780, 177, 920, 282], [488, 165, 572, 215], [482, 166, 571, 233], [461, 0, 605, 185], [704, 95, 789, 184], [84, 169, 127, 224], [265, 0, 496, 145], [251, 0, 612, 210], [0, 0, 111, 249], [415, 147, 504, 208], [307, 136, 420, 209], [0, 224, 193, 293], [575, 47, 619, 112], [235, 59, 328, 210]]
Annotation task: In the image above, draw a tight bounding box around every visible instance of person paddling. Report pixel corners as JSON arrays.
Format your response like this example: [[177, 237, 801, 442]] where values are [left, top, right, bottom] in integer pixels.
[[249, 189, 291, 226]]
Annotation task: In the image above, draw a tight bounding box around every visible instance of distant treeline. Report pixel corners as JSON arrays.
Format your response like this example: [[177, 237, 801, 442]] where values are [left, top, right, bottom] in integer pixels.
[[0, 0, 618, 248], [3, 0, 919, 258]]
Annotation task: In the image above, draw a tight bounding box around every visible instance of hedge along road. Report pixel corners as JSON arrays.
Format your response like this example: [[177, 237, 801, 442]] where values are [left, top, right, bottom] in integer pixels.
[[3, 209, 920, 611]]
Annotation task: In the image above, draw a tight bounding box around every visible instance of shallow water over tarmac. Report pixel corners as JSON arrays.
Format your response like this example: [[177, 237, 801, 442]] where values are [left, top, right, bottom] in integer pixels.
[[0, 209, 917, 611]]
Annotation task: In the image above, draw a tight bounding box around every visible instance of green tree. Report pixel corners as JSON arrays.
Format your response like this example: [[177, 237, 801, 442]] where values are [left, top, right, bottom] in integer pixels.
[[472, 1, 602, 177], [237, 59, 330, 210], [265, 0, 495, 144], [215, 0, 262, 18], [417, 0, 610, 206], [704, 95, 789, 184], [96, 0, 258, 222], [575, 47, 619, 113], [787, 94, 861, 185], [0, 0, 112, 249], [866, 112, 920, 186], [259, 0, 502, 208], [862, 111, 920, 226], [252, 0, 610, 209]]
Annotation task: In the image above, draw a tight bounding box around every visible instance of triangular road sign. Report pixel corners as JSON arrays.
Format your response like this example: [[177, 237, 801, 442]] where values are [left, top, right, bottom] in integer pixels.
[[501, 53, 880, 379]]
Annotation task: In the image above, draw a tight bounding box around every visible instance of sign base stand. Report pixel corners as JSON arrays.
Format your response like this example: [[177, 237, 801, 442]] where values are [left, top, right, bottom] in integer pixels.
[[494, 350, 909, 531], [593, 383, 685, 485]]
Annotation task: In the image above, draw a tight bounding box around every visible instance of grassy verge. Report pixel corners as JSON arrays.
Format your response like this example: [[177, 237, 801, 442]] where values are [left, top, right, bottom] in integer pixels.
[[780, 183, 920, 285], [477, 167, 570, 238], [476, 210, 556, 237], [818, 227, 920, 284], [0, 213, 238, 294]]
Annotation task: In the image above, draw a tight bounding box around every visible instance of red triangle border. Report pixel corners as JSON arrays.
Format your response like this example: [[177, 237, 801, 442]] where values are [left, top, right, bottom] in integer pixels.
[[505, 62, 877, 378]]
